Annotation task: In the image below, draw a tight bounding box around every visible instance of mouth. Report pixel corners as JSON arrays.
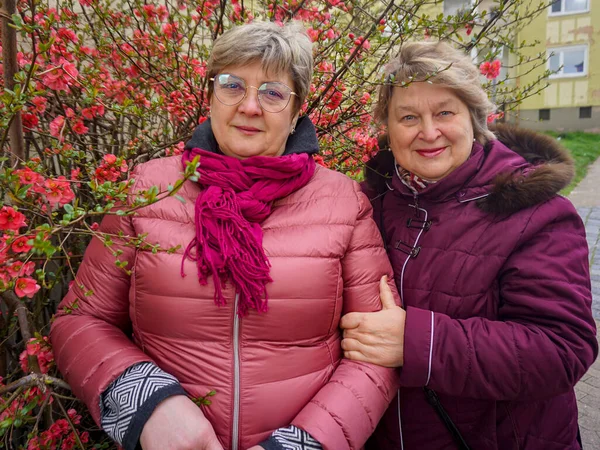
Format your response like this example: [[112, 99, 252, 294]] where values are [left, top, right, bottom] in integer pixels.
[[416, 147, 446, 158], [235, 125, 262, 135]]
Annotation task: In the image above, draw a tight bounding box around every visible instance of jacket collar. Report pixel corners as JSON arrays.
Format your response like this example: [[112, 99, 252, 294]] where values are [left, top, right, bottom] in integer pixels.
[[389, 142, 487, 203], [184, 115, 320, 156]]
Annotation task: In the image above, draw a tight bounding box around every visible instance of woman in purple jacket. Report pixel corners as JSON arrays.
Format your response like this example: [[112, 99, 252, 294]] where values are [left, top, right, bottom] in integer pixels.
[[340, 41, 598, 449]]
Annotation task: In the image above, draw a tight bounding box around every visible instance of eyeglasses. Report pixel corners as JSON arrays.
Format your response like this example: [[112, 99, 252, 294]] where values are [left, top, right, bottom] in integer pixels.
[[210, 74, 298, 113]]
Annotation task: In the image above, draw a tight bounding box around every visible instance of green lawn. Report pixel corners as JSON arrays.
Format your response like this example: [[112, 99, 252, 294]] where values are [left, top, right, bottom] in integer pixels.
[[544, 131, 600, 195]]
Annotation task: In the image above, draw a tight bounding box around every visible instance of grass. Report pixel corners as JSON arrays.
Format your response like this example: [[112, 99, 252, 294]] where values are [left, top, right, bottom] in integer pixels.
[[544, 131, 600, 195]]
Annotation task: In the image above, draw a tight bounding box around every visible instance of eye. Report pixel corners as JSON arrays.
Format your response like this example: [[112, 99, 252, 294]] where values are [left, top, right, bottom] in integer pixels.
[[223, 81, 244, 90], [401, 114, 416, 122], [217, 74, 245, 91], [264, 89, 284, 100], [439, 110, 454, 117], [259, 83, 288, 102]]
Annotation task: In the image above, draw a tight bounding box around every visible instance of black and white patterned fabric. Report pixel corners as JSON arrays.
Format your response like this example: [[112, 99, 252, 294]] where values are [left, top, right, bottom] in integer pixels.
[[100, 362, 186, 450], [260, 425, 323, 450]]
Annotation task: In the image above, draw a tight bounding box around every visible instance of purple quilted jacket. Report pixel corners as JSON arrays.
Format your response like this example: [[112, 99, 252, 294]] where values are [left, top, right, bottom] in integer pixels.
[[364, 125, 598, 450]]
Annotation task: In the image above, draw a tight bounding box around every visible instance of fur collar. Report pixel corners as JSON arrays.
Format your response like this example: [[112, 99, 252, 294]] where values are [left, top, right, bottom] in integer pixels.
[[365, 124, 575, 215], [478, 124, 574, 214]]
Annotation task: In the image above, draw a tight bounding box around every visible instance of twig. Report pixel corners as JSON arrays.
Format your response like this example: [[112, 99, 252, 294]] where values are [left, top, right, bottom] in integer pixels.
[[0, 373, 71, 396]]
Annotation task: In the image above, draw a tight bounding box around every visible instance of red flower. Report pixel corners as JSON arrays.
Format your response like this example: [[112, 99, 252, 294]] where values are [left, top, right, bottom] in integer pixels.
[[487, 111, 505, 123], [0, 206, 27, 231], [15, 167, 44, 185], [49, 115, 66, 138], [479, 59, 501, 80], [15, 277, 40, 298], [44, 177, 75, 206], [31, 96, 47, 113], [42, 58, 79, 92], [72, 120, 89, 134], [57, 27, 78, 43], [12, 236, 33, 253], [22, 113, 39, 129]]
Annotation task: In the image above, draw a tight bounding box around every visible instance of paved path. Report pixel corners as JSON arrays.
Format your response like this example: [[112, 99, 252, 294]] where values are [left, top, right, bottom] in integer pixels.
[[569, 155, 600, 449]]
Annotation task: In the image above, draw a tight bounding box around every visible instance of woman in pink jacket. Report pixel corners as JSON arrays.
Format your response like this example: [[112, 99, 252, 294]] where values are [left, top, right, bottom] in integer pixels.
[[50, 21, 398, 450]]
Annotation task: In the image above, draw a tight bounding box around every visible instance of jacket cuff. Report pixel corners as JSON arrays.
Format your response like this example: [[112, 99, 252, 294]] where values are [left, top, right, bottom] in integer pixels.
[[399, 306, 435, 387], [100, 362, 187, 450], [259, 426, 322, 450]]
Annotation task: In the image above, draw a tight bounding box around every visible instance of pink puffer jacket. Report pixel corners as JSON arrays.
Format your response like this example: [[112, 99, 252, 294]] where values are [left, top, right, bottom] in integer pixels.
[[51, 156, 399, 450]]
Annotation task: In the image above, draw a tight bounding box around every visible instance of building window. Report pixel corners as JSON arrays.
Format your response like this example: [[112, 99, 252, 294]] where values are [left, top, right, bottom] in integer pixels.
[[579, 106, 592, 119], [539, 109, 551, 121], [549, 0, 589, 15], [548, 45, 587, 78], [444, 0, 471, 16]]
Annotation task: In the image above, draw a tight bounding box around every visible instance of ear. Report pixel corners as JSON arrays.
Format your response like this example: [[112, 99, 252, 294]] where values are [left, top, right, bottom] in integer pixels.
[[290, 111, 300, 133]]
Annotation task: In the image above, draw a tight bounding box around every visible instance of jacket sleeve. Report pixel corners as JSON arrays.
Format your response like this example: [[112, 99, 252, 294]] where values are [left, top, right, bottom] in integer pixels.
[[50, 175, 154, 425], [292, 183, 400, 450], [400, 198, 598, 401]]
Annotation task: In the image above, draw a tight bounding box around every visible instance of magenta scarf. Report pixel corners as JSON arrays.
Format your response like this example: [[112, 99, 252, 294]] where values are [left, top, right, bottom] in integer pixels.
[[181, 148, 316, 316]]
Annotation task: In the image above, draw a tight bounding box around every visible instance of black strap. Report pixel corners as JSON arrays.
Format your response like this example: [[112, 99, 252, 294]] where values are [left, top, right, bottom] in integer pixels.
[[424, 387, 471, 450]]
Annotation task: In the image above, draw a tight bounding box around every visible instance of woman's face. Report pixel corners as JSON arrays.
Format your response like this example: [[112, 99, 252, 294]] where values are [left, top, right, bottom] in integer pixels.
[[387, 82, 474, 181], [210, 60, 298, 159]]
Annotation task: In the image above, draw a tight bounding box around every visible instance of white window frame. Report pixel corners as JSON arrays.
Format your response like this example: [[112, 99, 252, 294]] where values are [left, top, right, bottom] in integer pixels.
[[548, 0, 589, 17], [547, 45, 588, 79]]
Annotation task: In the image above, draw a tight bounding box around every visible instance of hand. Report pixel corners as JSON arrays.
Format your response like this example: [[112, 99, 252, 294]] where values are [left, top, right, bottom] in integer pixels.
[[246, 447, 264, 450], [340, 275, 406, 368], [140, 395, 223, 450]]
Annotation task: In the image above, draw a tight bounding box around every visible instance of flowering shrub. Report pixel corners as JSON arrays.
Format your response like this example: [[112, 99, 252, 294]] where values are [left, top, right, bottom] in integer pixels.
[[0, 0, 551, 447]]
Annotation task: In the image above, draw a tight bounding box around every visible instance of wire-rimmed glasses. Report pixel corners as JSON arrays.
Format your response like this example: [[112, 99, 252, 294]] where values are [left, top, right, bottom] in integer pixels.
[[210, 74, 298, 113]]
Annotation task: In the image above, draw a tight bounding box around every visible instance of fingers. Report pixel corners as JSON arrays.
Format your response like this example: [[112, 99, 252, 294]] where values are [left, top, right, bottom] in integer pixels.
[[340, 312, 362, 330], [341, 337, 362, 352], [343, 350, 369, 363], [379, 275, 397, 310]]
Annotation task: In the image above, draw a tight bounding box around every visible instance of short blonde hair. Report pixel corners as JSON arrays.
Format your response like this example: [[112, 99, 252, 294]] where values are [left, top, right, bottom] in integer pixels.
[[207, 21, 313, 113], [375, 41, 496, 144]]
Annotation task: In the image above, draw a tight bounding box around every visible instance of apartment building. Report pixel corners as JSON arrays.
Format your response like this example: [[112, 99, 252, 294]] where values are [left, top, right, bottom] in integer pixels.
[[511, 0, 599, 132]]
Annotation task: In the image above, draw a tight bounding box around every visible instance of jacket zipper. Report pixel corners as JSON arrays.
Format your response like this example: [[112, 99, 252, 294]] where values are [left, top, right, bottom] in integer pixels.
[[232, 293, 240, 450]]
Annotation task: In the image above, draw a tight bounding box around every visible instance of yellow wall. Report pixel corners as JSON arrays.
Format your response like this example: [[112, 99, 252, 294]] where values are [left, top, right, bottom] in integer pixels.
[[516, 2, 600, 110]]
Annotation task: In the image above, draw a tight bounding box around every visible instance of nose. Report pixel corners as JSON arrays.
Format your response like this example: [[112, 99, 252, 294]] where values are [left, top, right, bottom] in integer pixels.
[[237, 86, 262, 116], [419, 117, 441, 142]]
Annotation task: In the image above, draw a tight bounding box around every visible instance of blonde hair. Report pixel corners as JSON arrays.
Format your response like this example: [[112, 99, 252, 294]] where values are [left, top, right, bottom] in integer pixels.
[[207, 21, 313, 113], [374, 41, 496, 144]]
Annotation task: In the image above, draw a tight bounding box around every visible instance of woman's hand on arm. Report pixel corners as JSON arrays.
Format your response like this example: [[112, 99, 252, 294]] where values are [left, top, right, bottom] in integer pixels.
[[340, 276, 406, 368], [140, 395, 223, 450]]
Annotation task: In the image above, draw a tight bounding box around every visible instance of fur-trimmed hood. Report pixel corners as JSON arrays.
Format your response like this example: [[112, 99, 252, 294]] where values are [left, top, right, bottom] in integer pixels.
[[365, 124, 575, 215]]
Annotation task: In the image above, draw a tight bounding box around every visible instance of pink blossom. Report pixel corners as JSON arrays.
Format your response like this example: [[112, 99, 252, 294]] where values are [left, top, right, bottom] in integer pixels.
[[49, 115, 66, 138], [72, 120, 88, 134], [480, 59, 501, 79], [0, 206, 27, 231], [57, 27, 78, 43], [12, 236, 33, 253], [44, 177, 75, 206], [31, 96, 47, 113], [42, 58, 79, 91], [15, 277, 40, 298], [103, 154, 117, 164], [487, 111, 505, 123], [15, 167, 44, 185]]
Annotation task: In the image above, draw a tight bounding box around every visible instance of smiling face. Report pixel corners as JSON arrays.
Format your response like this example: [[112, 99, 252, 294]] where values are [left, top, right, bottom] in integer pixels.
[[209, 60, 299, 159], [387, 82, 474, 181]]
